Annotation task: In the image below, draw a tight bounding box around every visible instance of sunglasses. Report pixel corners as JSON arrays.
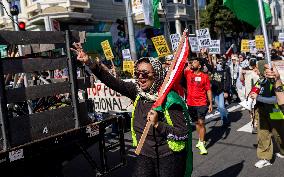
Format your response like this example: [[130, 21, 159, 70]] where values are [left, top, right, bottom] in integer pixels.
[[134, 71, 154, 79]]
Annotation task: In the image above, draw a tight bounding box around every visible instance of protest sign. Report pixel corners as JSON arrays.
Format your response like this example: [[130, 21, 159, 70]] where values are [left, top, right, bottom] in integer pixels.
[[196, 28, 211, 48], [170, 33, 181, 52], [273, 60, 284, 83], [273, 41, 281, 48], [188, 37, 200, 52], [241, 39, 249, 53], [279, 33, 284, 43], [209, 40, 220, 54], [78, 80, 135, 113], [255, 35, 264, 50], [249, 40, 257, 54], [151, 35, 171, 57], [122, 49, 131, 60], [123, 61, 135, 77], [101, 40, 114, 60]]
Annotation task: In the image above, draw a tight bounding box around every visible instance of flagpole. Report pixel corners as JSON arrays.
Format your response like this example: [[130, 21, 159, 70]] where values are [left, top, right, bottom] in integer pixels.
[[257, 0, 272, 68], [125, 0, 137, 60]]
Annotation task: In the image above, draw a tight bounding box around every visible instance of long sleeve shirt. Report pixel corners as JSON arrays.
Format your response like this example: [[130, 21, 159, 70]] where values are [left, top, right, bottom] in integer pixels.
[[90, 62, 188, 158]]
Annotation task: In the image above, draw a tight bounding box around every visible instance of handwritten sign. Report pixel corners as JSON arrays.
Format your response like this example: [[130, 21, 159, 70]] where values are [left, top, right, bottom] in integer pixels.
[[209, 40, 220, 54], [170, 33, 181, 52], [255, 35, 264, 50], [241, 39, 249, 53], [101, 40, 114, 60], [122, 49, 131, 60], [188, 37, 200, 52], [273, 41, 281, 48], [78, 81, 135, 113], [151, 35, 171, 57], [196, 28, 211, 48], [123, 61, 135, 77]]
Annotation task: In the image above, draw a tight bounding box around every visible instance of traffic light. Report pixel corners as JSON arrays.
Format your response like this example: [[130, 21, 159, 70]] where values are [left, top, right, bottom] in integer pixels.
[[116, 19, 125, 38], [18, 22, 26, 31]]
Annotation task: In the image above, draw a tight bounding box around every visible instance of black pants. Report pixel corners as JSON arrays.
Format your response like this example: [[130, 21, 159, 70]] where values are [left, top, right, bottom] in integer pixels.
[[132, 151, 186, 177]]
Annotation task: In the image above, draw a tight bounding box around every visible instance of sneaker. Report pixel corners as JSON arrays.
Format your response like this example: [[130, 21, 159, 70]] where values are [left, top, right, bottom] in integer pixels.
[[251, 127, 257, 134], [198, 142, 208, 155], [196, 140, 202, 148], [254, 159, 272, 168], [276, 153, 284, 158]]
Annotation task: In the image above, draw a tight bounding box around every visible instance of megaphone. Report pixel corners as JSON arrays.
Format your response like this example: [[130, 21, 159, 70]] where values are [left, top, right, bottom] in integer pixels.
[[239, 97, 255, 111]]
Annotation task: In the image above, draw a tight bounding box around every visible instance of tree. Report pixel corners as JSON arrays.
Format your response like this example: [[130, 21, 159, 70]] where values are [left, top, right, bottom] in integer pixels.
[[200, 0, 255, 51]]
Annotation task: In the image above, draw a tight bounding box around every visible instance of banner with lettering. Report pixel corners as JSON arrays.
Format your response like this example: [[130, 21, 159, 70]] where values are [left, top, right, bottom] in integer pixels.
[[101, 40, 114, 60], [196, 28, 211, 48], [78, 80, 135, 113], [123, 61, 135, 77], [151, 35, 171, 57]]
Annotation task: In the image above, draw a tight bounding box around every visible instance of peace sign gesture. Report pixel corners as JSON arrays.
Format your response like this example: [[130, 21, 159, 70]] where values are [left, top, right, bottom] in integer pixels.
[[70, 42, 89, 64]]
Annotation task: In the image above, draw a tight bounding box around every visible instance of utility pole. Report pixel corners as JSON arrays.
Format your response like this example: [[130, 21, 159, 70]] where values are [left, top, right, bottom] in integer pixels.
[[194, 0, 200, 32], [125, 0, 137, 60]]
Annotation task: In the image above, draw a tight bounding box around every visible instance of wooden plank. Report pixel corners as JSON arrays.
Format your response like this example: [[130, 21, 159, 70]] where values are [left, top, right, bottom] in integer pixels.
[[1, 57, 68, 74], [6, 82, 71, 103], [8, 106, 75, 147], [0, 31, 66, 45]]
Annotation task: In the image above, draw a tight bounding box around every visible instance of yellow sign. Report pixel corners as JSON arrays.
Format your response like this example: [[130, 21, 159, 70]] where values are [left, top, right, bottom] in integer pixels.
[[151, 35, 171, 57], [241, 39, 249, 52], [101, 40, 114, 60], [123, 61, 134, 77], [273, 41, 281, 48], [255, 35, 264, 50]]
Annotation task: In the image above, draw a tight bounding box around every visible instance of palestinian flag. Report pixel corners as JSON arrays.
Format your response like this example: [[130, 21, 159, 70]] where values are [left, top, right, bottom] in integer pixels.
[[143, 0, 161, 28], [223, 0, 272, 28]]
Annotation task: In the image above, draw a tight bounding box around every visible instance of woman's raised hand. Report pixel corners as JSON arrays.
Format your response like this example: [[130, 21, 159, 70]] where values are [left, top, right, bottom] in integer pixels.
[[70, 42, 89, 64]]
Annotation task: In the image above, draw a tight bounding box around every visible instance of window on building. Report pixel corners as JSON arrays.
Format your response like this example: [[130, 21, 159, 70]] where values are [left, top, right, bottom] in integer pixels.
[[113, 0, 123, 3], [167, 0, 173, 3], [186, 0, 191, 5], [169, 21, 176, 34]]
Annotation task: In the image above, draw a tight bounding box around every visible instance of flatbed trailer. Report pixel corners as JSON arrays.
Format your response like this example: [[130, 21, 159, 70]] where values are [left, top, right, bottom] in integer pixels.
[[0, 31, 126, 177]]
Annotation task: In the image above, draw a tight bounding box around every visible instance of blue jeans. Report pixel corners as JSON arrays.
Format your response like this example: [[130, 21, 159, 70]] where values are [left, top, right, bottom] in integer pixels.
[[214, 92, 229, 123]]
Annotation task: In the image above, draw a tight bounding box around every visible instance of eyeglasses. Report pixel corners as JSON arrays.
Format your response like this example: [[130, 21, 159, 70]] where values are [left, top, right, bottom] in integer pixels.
[[134, 71, 154, 79]]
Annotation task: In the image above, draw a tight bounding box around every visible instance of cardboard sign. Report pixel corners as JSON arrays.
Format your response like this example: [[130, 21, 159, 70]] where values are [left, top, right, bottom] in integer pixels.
[[188, 37, 200, 52], [78, 80, 135, 113], [273, 60, 284, 83], [278, 33, 284, 43], [170, 33, 181, 52], [196, 28, 211, 48], [123, 61, 135, 77], [151, 35, 171, 57], [255, 35, 264, 50], [241, 39, 249, 52], [209, 40, 220, 54], [101, 40, 114, 60], [122, 49, 131, 60]]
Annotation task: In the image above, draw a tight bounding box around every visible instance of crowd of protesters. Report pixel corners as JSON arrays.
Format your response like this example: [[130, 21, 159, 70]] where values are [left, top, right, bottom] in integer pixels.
[[72, 41, 284, 177]]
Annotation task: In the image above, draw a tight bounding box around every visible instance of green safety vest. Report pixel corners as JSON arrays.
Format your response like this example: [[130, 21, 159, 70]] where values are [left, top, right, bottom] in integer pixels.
[[257, 82, 284, 120], [131, 91, 189, 152]]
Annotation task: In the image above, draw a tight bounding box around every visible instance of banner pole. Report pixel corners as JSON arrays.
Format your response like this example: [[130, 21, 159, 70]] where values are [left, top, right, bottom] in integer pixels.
[[257, 0, 272, 68]]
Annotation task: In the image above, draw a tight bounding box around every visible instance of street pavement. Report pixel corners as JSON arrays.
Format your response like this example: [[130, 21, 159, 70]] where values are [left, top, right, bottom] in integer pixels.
[[62, 104, 284, 177]]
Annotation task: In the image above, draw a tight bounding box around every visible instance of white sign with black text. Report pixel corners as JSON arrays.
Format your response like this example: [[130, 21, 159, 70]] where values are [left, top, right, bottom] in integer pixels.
[[122, 49, 131, 60], [209, 40, 220, 54], [196, 28, 211, 48], [170, 33, 181, 52], [279, 33, 284, 43], [188, 37, 200, 52]]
